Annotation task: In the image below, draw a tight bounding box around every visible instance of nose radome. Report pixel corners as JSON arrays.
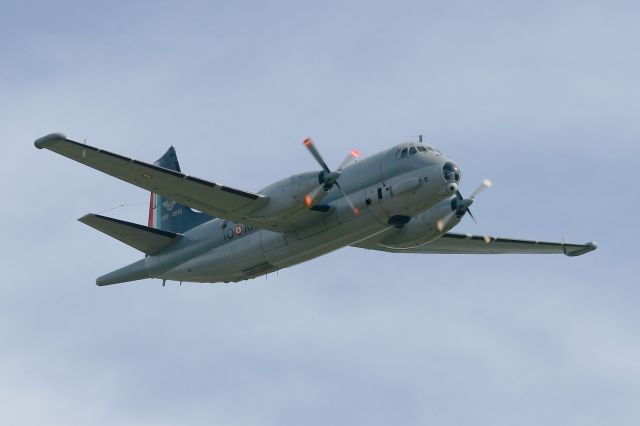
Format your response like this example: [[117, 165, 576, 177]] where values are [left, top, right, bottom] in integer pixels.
[[442, 160, 461, 182]]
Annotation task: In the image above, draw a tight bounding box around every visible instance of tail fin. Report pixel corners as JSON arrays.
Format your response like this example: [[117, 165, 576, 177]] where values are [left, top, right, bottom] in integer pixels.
[[148, 147, 214, 233]]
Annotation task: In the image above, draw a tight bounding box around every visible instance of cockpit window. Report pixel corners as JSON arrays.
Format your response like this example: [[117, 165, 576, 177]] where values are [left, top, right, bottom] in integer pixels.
[[395, 148, 409, 159], [397, 145, 426, 160]]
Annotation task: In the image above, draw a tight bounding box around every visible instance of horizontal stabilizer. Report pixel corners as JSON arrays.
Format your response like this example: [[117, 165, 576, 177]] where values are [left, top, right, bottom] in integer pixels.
[[79, 214, 182, 255]]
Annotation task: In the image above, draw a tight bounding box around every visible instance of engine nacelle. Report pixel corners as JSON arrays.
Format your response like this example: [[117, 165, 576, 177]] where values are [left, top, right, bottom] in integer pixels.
[[251, 172, 322, 218], [380, 197, 460, 248]]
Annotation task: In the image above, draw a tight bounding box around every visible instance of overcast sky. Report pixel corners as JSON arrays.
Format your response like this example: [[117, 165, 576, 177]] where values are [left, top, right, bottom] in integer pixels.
[[2, 1, 639, 425]]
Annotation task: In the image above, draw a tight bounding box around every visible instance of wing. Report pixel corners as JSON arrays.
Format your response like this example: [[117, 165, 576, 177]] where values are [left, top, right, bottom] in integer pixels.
[[353, 232, 597, 257], [35, 133, 277, 229]]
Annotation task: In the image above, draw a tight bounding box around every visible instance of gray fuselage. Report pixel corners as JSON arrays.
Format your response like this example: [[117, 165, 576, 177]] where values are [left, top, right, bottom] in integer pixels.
[[101, 142, 460, 284]]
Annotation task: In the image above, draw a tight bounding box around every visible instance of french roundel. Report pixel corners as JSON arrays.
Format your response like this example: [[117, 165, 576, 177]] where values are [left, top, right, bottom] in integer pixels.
[[235, 224, 243, 236]]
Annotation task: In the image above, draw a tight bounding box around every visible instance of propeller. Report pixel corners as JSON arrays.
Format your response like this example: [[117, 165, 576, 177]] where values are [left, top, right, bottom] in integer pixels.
[[437, 179, 492, 232], [303, 138, 361, 215], [338, 150, 361, 170], [469, 178, 493, 199]]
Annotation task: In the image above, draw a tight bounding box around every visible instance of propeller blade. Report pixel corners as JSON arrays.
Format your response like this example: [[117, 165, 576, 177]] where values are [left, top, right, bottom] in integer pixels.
[[466, 208, 477, 224], [335, 181, 360, 215], [303, 137, 331, 173], [337, 149, 360, 170], [304, 184, 325, 207], [437, 210, 455, 232], [470, 179, 492, 199]]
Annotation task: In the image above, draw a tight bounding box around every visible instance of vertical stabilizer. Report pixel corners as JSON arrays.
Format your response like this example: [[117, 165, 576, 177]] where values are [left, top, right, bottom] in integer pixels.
[[148, 147, 214, 233]]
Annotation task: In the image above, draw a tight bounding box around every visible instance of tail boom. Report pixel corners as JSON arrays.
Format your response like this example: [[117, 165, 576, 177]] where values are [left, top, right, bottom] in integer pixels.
[[96, 258, 149, 286]]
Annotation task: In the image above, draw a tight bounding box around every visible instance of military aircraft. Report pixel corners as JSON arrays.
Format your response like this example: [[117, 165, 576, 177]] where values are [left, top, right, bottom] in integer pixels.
[[34, 133, 596, 286]]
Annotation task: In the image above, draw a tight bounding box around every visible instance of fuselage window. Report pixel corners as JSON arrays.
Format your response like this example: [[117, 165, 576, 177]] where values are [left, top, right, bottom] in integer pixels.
[[400, 148, 409, 159], [417, 146, 427, 152], [409, 146, 417, 155]]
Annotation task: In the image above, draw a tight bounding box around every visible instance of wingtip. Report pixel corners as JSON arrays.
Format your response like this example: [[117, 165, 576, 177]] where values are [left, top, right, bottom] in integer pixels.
[[565, 241, 598, 257], [34, 132, 67, 149], [77, 213, 95, 224]]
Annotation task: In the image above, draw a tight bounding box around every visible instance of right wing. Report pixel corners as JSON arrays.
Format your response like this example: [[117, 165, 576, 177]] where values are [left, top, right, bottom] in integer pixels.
[[35, 133, 278, 229], [353, 232, 597, 257]]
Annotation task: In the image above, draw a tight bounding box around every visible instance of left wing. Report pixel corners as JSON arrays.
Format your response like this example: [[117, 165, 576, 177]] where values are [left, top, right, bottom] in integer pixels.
[[34, 133, 278, 229], [353, 232, 597, 257]]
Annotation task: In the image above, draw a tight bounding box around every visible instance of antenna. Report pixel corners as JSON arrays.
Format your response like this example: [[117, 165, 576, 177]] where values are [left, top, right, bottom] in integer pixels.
[[418, 134, 423, 143]]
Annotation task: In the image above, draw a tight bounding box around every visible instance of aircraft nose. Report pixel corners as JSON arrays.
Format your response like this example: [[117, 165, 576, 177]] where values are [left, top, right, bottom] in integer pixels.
[[442, 161, 461, 183], [437, 158, 461, 197]]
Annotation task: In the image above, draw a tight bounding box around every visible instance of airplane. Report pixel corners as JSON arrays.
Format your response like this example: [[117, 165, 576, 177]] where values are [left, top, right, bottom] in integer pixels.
[[34, 132, 597, 286]]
